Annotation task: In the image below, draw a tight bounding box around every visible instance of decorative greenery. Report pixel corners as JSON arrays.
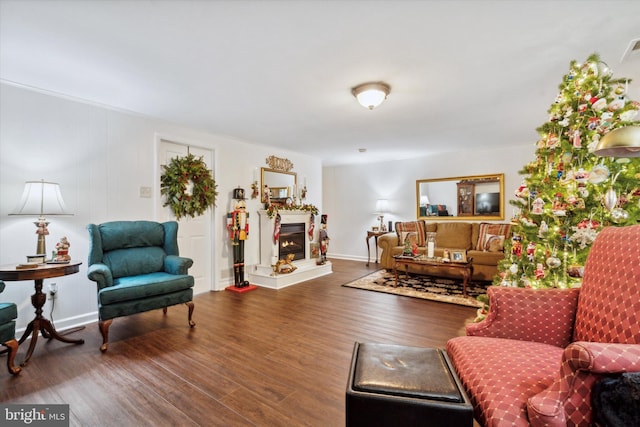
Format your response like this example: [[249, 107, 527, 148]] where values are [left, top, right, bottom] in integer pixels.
[[266, 203, 318, 219], [495, 53, 639, 289], [160, 153, 217, 220]]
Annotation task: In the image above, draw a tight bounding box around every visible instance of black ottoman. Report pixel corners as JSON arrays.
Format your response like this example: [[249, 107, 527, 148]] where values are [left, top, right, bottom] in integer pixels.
[[346, 342, 473, 427]]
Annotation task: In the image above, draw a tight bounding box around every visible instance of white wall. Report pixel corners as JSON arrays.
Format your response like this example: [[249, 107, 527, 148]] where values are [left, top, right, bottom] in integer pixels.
[[323, 146, 533, 262], [0, 83, 322, 332], [0, 82, 535, 333]]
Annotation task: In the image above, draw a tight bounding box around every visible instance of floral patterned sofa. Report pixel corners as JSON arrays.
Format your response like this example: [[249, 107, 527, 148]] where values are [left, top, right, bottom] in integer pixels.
[[446, 225, 640, 426]]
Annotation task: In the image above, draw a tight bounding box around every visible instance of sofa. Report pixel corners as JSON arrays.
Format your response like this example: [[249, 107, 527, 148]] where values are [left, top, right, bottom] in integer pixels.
[[377, 221, 511, 281], [446, 225, 640, 426]]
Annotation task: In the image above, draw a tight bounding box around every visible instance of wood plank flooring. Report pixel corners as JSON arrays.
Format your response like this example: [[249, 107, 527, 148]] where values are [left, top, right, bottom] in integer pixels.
[[1, 259, 478, 426]]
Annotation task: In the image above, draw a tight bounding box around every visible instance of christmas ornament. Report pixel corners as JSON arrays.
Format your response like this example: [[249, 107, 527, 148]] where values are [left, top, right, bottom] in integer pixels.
[[567, 265, 584, 278], [538, 221, 549, 238], [591, 97, 607, 111], [551, 193, 567, 216], [526, 242, 536, 262], [574, 168, 589, 183], [546, 256, 561, 269], [620, 109, 638, 122], [532, 197, 545, 214], [608, 98, 625, 111], [509, 263, 519, 275], [588, 164, 610, 184], [596, 61, 612, 77], [603, 187, 618, 211], [512, 235, 523, 256], [610, 207, 629, 223], [570, 129, 582, 147]]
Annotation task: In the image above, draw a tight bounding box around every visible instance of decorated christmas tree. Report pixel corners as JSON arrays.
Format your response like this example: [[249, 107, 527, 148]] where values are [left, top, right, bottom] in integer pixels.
[[496, 54, 640, 289]]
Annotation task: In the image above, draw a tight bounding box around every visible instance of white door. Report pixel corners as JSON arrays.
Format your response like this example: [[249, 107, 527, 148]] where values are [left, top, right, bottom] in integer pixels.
[[158, 140, 214, 294]]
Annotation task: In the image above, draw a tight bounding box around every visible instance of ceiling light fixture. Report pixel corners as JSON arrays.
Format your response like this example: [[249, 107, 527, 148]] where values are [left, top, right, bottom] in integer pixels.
[[594, 125, 640, 157], [351, 82, 391, 110]]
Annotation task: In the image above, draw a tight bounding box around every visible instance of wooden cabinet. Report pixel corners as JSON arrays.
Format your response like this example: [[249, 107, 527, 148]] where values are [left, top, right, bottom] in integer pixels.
[[457, 183, 474, 215]]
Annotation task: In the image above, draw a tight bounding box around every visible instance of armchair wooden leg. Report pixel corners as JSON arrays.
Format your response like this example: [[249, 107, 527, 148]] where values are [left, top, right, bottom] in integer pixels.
[[163, 307, 167, 315], [3, 339, 21, 375], [186, 301, 195, 327], [98, 319, 113, 353]]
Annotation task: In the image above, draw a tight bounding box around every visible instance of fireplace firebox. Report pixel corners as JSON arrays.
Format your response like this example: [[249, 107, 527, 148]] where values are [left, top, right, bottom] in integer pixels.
[[279, 223, 305, 261]]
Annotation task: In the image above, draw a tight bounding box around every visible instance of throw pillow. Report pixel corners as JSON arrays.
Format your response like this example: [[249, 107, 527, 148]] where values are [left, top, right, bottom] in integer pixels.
[[436, 222, 473, 250], [484, 234, 506, 252], [395, 221, 427, 246], [476, 223, 511, 251]]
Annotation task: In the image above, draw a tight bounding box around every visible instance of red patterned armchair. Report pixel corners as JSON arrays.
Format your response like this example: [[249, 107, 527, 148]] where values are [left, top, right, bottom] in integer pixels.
[[446, 225, 640, 426]]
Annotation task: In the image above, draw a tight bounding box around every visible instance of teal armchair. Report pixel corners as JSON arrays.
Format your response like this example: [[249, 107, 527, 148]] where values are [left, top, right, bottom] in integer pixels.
[[87, 220, 195, 352], [0, 280, 21, 375]]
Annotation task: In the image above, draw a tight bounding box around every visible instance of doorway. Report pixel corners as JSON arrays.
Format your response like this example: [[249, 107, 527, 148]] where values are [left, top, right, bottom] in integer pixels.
[[157, 139, 214, 294]]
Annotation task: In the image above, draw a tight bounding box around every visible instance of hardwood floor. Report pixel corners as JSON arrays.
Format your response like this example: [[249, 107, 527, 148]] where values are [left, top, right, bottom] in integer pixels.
[[1, 259, 478, 426]]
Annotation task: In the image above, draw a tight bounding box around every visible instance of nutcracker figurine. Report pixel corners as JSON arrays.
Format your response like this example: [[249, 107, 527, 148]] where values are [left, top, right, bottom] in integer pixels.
[[227, 188, 250, 288], [317, 214, 329, 265]]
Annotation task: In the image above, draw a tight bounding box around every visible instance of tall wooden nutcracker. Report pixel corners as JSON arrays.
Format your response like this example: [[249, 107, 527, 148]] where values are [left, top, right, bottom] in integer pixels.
[[227, 188, 250, 288]]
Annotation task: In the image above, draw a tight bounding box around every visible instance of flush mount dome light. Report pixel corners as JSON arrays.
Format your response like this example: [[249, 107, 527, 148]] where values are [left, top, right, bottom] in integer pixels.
[[351, 82, 391, 110]]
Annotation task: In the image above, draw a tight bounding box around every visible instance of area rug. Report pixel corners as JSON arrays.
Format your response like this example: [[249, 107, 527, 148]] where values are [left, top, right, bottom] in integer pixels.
[[342, 270, 487, 308]]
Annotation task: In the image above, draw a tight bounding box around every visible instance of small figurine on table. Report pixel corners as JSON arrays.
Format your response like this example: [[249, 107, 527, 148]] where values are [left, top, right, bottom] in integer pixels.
[[55, 236, 71, 261]]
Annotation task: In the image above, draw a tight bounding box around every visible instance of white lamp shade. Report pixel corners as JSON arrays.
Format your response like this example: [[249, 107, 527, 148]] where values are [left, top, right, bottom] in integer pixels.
[[420, 195, 430, 205], [10, 180, 70, 216], [375, 199, 389, 214]]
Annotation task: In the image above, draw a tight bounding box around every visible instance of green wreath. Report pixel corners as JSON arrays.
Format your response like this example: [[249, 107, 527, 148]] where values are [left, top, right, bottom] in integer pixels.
[[160, 153, 218, 220]]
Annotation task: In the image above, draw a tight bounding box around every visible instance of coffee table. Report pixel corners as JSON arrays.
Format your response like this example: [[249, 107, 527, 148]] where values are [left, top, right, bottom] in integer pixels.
[[393, 255, 474, 297]]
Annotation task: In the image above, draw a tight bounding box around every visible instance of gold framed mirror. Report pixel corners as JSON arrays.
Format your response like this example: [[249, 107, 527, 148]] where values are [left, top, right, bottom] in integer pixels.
[[261, 168, 297, 205], [416, 173, 504, 220]]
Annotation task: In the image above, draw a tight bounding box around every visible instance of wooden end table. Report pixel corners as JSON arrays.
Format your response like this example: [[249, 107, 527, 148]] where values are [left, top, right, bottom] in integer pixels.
[[0, 260, 85, 366], [366, 230, 387, 266], [392, 255, 474, 297]]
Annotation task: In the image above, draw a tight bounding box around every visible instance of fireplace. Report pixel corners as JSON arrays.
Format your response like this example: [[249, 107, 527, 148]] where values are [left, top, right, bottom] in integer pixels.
[[279, 223, 305, 261], [251, 209, 332, 289]]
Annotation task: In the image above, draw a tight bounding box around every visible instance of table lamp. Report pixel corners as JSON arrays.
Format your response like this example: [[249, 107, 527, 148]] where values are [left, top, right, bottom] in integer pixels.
[[375, 199, 389, 231], [10, 179, 71, 256]]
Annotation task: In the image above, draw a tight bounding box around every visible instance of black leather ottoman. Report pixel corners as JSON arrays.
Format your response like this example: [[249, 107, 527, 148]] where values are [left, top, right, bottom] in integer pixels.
[[346, 342, 473, 427]]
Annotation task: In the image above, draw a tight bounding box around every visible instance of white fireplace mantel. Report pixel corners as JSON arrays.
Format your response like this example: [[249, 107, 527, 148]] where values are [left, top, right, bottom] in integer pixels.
[[248, 209, 332, 289]]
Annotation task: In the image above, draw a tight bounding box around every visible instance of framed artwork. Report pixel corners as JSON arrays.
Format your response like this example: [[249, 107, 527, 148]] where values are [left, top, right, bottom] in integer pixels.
[[449, 249, 468, 263]]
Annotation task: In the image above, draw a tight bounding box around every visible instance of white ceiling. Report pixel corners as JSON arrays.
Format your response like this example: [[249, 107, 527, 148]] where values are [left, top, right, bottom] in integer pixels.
[[2, 0, 639, 166]]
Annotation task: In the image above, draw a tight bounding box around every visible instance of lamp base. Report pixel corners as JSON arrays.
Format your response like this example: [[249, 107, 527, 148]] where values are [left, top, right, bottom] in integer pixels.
[[34, 219, 49, 256]]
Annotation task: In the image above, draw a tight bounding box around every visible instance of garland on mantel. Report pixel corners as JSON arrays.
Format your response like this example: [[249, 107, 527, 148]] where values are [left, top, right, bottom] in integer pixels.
[[160, 153, 218, 220], [266, 203, 318, 219]]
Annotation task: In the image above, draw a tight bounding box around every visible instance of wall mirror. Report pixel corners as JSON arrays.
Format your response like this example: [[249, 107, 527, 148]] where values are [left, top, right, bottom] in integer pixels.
[[261, 168, 297, 205], [416, 173, 504, 220]]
